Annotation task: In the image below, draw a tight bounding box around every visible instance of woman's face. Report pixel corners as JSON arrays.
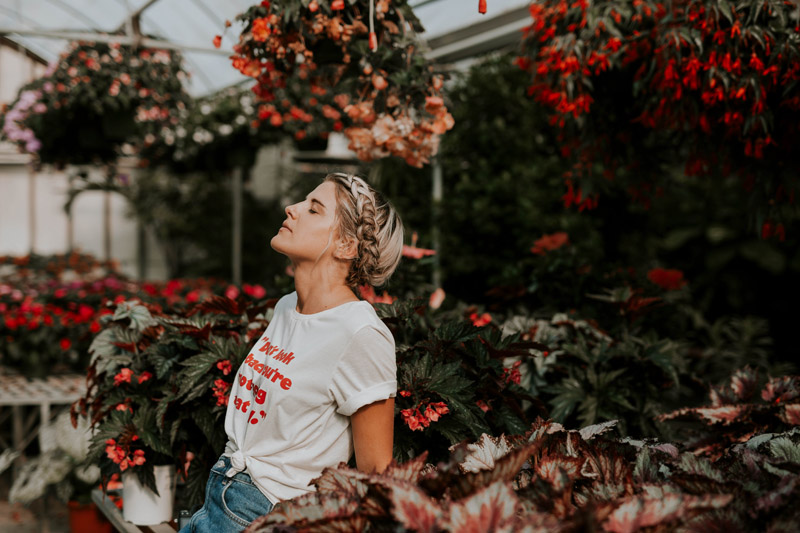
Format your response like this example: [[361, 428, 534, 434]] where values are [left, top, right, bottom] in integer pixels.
[[270, 181, 341, 263]]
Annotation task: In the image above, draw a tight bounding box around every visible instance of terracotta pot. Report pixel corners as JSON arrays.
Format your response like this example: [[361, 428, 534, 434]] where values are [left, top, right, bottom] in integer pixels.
[[67, 501, 112, 533]]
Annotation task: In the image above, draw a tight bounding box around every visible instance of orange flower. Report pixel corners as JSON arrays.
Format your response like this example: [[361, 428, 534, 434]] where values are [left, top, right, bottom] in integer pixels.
[[530, 232, 569, 255], [252, 18, 271, 42], [213, 35, 222, 48]]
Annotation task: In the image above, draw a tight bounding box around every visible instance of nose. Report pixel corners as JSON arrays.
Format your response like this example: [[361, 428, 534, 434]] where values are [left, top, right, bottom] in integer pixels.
[[285, 203, 297, 218]]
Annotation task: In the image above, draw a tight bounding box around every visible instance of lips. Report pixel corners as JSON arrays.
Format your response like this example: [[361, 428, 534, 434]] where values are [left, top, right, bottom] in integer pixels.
[[280, 221, 292, 232]]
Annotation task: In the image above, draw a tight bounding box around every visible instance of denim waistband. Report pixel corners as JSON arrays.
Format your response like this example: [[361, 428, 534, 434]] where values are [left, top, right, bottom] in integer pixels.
[[213, 454, 254, 484]]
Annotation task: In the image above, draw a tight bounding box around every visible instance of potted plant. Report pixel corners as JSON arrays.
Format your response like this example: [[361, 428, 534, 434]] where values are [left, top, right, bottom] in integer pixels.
[[74, 297, 273, 520], [0, 411, 111, 533]]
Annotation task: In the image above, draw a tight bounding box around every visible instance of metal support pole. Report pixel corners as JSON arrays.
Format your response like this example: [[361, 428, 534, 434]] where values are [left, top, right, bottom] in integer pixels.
[[232, 167, 245, 286], [28, 165, 36, 254], [103, 190, 111, 264], [137, 222, 147, 280], [431, 157, 443, 289]]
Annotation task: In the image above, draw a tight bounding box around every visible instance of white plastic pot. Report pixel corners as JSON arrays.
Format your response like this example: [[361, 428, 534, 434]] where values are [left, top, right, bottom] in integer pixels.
[[121, 465, 176, 525]]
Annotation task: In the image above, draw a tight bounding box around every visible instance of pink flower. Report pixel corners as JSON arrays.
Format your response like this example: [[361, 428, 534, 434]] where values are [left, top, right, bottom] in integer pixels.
[[429, 288, 445, 310], [402, 245, 436, 259], [113, 368, 134, 386]]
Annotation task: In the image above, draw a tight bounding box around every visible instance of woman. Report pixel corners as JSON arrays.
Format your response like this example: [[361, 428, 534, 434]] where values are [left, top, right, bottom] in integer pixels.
[[179, 172, 404, 532]]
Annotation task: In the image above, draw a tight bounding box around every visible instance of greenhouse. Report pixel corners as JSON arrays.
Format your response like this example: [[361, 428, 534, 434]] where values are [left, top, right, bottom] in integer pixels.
[[0, 0, 798, 531]]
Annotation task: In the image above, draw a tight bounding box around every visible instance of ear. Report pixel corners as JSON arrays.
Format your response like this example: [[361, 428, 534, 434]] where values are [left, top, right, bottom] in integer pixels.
[[334, 236, 358, 260]]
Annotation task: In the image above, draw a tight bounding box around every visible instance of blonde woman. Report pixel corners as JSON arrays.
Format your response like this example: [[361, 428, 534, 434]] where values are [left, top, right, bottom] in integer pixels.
[[180, 173, 404, 532]]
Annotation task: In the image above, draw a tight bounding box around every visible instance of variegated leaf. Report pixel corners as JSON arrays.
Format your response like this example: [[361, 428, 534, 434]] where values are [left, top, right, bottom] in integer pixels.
[[312, 466, 370, 497], [451, 441, 539, 500], [535, 453, 582, 488], [781, 404, 800, 425], [676, 453, 725, 483], [754, 476, 799, 513], [455, 433, 512, 473], [444, 481, 519, 533], [389, 481, 441, 533], [578, 420, 618, 441], [383, 451, 429, 483], [254, 492, 362, 528], [602, 493, 733, 533], [696, 405, 751, 425], [729, 367, 758, 401], [761, 376, 800, 403], [514, 511, 566, 533]]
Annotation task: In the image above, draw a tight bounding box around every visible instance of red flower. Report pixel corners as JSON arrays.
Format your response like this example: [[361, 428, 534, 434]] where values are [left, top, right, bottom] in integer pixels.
[[398, 390, 411, 397], [647, 268, 687, 291], [331, 0, 345, 10], [113, 368, 134, 386], [478, 0, 487, 14], [4, 317, 18, 330], [359, 285, 396, 304], [400, 408, 422, 431], [216, 360, 233, 376], [59, 338, 72, 351], [90, 321, 101, 333], [470, 312, 492, 327], [531, 232, 569, 255], [225, 285, 240, 300], [137, 371, 153, 384], [213, 35, 222, 49], [476, 399, 491, 412]]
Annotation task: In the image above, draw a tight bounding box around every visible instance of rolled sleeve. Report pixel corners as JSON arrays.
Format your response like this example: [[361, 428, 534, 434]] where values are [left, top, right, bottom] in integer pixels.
[[330, 325, 397, 416]]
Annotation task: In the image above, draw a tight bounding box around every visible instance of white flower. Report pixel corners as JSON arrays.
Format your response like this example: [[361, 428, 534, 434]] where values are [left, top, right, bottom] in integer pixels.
[[218, 124, 233, 136]]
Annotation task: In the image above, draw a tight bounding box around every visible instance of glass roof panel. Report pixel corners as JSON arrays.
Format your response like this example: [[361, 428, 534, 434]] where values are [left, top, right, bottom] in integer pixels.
[[1, 0, 532, 96]]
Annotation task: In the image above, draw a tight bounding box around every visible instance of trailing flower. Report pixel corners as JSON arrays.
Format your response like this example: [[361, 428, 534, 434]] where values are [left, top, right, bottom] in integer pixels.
[[518, 0, 800, 226], [0, 41, 190, 166], [230, 0, 454, 167]]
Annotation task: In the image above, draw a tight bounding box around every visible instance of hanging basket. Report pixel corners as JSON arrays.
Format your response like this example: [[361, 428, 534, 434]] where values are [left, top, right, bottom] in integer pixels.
[[121, 465, 176, 525]]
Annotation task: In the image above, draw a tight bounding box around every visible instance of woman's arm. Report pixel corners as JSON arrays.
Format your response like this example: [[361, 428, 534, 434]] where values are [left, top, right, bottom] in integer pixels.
[[350, 397, 394, 473]]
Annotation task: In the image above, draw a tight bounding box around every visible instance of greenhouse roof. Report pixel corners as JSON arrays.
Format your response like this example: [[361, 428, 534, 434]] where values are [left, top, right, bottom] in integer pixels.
[[0, 0, 530, 96]]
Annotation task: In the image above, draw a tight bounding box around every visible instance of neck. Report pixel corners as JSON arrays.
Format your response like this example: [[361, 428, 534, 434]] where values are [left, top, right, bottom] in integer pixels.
[[292, 261, 357, 314]]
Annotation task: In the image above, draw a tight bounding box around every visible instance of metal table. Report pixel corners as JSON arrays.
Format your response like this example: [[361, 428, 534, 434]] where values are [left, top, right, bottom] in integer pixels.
[[0, 370, 86, 476]]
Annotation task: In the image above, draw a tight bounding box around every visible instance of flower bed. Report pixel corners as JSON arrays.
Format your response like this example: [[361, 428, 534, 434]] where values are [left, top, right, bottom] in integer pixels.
[[0, 253, 268, 377]]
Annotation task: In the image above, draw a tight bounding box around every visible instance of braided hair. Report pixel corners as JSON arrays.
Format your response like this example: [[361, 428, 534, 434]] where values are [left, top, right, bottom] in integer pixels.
[[324, 173, 404, 289]]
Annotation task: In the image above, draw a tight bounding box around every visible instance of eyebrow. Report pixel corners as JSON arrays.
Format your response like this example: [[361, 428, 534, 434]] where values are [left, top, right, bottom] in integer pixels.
[[307, 197, 326, 210]]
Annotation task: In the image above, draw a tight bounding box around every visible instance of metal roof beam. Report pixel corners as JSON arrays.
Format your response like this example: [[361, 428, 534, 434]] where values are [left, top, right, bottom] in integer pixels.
[[0, 28, 230, 55]]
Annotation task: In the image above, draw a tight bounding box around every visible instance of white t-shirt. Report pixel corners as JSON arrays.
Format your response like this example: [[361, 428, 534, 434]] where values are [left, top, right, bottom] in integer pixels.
[[222, 291, 397, 503]]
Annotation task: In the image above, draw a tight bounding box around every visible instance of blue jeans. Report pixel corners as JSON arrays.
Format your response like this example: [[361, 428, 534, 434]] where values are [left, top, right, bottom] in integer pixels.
[[178, 455, 275, 533]]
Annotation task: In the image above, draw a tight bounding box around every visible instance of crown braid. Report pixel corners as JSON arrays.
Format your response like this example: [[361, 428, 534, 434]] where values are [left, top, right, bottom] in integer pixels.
[[325, 173, 403, 289]]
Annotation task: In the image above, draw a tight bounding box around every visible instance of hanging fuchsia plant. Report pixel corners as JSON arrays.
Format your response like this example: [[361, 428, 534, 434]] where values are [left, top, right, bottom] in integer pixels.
[[229, 0, 453, 167]]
